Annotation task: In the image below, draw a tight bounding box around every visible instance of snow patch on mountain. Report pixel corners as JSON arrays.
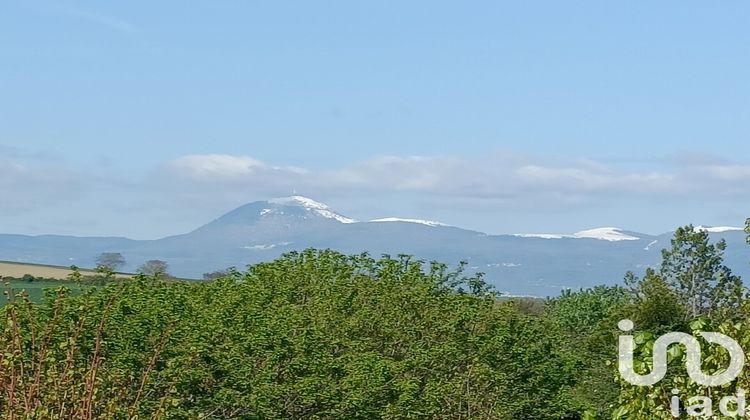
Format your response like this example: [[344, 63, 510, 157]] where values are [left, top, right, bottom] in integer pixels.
[[487, 262, 523, 268], [270, 195, 329, 209], [694, 226, 744, 233], [644, 240, 658, 251], [242, 241, 293, 251], [573, 227, 640, 241], [268, 196, 357, 224], [370, 217, 448, 227], [513, 228, 638, 241], [513, 233, 566, 239]]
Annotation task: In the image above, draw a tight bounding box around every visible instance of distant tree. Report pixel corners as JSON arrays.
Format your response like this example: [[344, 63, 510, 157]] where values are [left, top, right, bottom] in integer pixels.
[[138, 260, 169, 277], [624, 268, 685, 332], [659, 225, 746, 320], [94, 264, 116, 281], [513, 297, 545, 316], [67, 265, 83, 282], [95, 252, 126, 271], [547, 285, 629, 335], [203, 269, 229, 281]]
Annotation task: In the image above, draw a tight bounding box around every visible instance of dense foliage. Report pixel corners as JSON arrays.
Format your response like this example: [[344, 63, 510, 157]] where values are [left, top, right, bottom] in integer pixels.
[[1, 222, 749, 419], [1, 251, 581, 419]]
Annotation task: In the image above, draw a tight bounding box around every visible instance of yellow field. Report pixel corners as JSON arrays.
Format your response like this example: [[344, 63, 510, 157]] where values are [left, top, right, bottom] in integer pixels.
[[0, 261, 131, 280]]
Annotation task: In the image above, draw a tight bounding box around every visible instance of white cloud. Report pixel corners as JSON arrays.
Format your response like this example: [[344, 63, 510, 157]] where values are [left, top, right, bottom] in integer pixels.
[[161, 153, 750, 201], [702, 164, 750, 181], [170, 154, 269, 180], [169, 154, 308, 182]]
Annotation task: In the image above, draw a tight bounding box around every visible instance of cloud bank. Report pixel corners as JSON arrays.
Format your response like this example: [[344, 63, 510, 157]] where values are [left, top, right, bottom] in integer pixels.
[[1, 150, 748, 237], [161, 153, 750, 201]]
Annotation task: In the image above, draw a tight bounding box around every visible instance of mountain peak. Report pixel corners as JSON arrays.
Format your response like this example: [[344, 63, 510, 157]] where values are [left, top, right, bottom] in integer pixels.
[[269, 195, 331, 210], [267, 196, 357, 224]]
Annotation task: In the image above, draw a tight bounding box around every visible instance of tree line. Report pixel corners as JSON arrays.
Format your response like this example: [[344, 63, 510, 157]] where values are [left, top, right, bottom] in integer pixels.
[[94, 252, 170, 277]]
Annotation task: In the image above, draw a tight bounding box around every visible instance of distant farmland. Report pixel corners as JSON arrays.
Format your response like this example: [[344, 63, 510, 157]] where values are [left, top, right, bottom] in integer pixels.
[[0, 261, 131, 280], [0, 261, 130, 305]]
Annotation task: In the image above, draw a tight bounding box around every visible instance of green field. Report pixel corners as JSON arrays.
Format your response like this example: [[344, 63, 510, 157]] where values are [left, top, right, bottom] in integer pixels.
[[0, 261, 129, 306], [2, 279, 89, 305]]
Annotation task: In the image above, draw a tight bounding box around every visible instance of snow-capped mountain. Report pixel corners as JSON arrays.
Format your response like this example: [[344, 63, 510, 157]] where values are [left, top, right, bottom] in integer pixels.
[[268, 196, 358, 224], [0, 196, 747, 296], [197, 195, 357, 229]]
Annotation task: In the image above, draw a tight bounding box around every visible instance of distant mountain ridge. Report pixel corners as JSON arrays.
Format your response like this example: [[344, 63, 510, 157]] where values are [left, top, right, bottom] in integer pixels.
[[0, 196, 747, 296]]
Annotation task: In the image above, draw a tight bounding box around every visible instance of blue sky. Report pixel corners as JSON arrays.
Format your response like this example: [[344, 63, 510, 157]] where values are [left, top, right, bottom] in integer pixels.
[[1, 1, 749, 238]]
